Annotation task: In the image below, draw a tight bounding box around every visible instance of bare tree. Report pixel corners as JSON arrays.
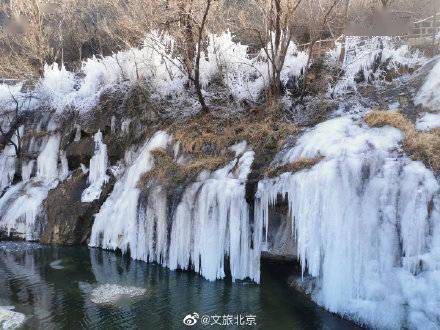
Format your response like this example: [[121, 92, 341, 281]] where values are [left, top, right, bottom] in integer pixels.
[[0, 89, 35, 158], [300, 0, 343, 101], [172, 0, 214, 113], [241, 0, 303, 100]]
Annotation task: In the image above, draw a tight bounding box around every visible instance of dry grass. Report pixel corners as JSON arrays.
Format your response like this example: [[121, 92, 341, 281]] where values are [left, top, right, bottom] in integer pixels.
[[365, 111, 440, 172], [142, 106, 302, 186], [138, 148, 230, 189], [138, 107, 301, 188], [364, 111, 414, 135], [179, 156, 230, 179], [265, 156, 323, 178], [405, 131, 440, 172], [138, 149, 176, 187], [169, 108, 299, 157]]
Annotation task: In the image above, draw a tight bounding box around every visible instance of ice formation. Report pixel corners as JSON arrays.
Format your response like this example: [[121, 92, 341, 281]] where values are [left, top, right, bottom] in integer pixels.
[[0, 33, 438, 329], [167, 147, 259, 282], [332, 36, 425, 94], [0, 122, 66, 240], [81, 131, 109, 202], [416, 112, 440, 131], [255, 115, 440, 329], [36, 64, 77, 112], [0, 132, 19, 194], [74, 124, 81, 142], [49, 259, 64, 270], [0, 31, 308, 114], [415, 59, 440, 110], [90, 284, 146, 305], [90, 138, 261, 282], [200, 31, 307, 101], [89, 131, 173, 255], [0, 306, 26, 329]]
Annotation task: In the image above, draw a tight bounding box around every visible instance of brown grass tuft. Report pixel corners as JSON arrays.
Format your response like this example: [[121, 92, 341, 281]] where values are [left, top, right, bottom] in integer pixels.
[[138, 107, 301, 188], [364, 111, 414, 135], [169, 109, 299, 157], [364, 111, 440, 172], [404, 132, 440, 172], [179, 156, 230, 179], [138, 148, 231, 189], [265, 156, 324, 178]]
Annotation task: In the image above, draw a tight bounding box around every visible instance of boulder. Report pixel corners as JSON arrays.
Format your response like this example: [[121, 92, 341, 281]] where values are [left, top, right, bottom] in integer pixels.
[[40, 169, 115, 245]]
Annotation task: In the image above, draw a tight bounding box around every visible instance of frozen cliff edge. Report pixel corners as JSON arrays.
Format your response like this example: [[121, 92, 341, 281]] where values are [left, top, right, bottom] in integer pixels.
[[89, 134, 261, 283], [256, 116, 440, 329], [0, 118, 68, 240]]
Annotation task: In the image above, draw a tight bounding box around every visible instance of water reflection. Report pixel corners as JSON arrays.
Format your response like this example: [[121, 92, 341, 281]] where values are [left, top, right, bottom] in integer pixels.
[[0, 242, 358, 329]]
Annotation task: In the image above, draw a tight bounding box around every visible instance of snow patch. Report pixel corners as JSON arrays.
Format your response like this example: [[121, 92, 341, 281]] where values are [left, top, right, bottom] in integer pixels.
[[416, 112, 440, 131], [0, 306, 25, 329]]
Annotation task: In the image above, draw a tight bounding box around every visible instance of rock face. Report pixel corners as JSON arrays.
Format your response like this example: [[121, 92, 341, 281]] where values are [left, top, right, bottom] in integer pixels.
[[65, 136, 95, 170], [261, 202, 297, 261], [40, 169, 115, 245]]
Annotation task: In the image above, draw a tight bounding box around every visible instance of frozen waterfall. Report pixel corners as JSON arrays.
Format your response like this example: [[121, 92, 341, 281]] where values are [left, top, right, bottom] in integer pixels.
[[255, 116, 440, 329], [0, 123, 66, 240], [90, 137, 261, 282], [167, 147, 259, 282], [0, 128, 20, 194], [89, 131, 173, 255], [81, 131, 109, 202]]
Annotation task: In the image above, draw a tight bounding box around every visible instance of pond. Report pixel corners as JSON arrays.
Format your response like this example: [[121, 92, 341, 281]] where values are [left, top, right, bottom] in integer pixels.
[[0, 242, 359, 329]]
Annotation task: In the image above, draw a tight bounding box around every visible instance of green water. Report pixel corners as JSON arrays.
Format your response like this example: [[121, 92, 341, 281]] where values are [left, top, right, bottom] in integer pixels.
[[0, 242, 359, 329]]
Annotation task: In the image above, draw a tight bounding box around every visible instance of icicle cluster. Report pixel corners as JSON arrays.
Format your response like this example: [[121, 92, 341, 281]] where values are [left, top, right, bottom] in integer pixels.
[[0, 119, 67, 240], [167, 147, 259, 282], [89, 131, 173, 256], [0, 125, 20, 193], [256, 116, 440, 329], [81, 131, 109, 202], [90, 139, 261, 282]]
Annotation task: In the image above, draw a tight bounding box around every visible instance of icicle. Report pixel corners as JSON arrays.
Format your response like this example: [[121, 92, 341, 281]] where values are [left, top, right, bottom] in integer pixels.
[[0, 126, 23, 193], [21, 160, 35, 182], [110, 116, 116, 134], [74, 124, 81, 142], [0, 144, 16, 193], [81, 131, 109, 202], [80, 164, 89, 174], [59, 151, 69, 181], [121, 119, 131, 135], [36, 134, 61, 183]]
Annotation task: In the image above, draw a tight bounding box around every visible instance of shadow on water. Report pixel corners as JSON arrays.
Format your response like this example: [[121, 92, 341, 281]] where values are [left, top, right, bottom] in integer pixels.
[[0, 242, 362, 329]]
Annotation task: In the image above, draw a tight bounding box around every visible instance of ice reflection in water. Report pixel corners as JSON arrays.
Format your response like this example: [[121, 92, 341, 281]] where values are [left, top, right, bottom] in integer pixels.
[[0, 242, 358, 329]]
